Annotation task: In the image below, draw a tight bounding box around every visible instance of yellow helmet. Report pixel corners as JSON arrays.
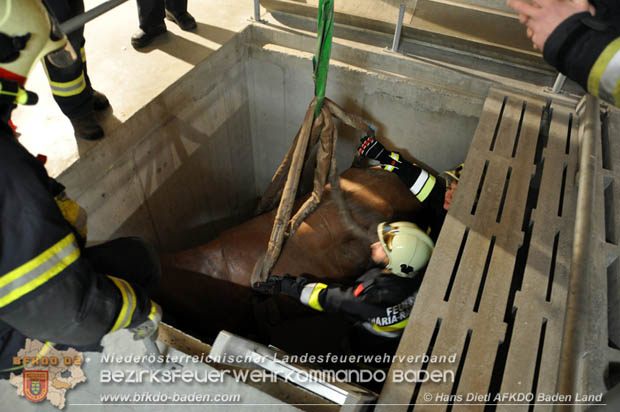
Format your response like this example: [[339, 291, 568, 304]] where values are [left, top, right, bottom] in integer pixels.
[[378, 221, 434, 277], [0, 0, 74, 81], [440, 163, 464, 187]]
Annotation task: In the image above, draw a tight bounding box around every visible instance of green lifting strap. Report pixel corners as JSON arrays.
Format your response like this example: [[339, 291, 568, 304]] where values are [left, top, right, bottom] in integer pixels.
[[313, 0, 334, 117]]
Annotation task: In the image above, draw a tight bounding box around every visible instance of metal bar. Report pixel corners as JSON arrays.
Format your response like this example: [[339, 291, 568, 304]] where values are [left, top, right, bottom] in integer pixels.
[[59, 0, 129, 34], [552, 73, 567, 94], [556, 95, 600, 409], [254, 0, 262, 22], [391, 4, 406, 53]]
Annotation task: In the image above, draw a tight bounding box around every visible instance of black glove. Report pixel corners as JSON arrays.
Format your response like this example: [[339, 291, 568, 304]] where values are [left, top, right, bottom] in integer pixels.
[[359, 135, 386, 161], [252, 275, 308, 298], [358, 135, 403, 168]]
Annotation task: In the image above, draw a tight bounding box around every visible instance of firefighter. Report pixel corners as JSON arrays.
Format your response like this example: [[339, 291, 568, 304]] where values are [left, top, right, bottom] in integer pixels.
[[0, 0, 160, 378], [43, 0, 110, 141], [358, 134, 462, 241], [253, 221, 434, 340], [131, 0, 197, 49], [508, 0, 620, 107]]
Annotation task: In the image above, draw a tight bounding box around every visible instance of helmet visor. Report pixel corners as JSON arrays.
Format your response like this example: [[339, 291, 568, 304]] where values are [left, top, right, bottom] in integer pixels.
[[380, 224, 400, 252]]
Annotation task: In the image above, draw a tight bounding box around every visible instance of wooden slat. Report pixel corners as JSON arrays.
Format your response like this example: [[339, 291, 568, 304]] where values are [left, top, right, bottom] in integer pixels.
[[378, 88, 580, 411], [490, 94, 525, 157], [498, 105, 579, 411]]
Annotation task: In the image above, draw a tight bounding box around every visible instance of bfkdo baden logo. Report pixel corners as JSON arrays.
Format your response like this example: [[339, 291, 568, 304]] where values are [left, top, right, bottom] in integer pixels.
[[23, 370, 49, 402], [9, 339, 87, 409]]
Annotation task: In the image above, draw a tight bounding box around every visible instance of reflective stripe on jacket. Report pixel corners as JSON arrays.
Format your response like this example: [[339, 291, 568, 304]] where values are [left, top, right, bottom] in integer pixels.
[[298, 268, 421, 338]]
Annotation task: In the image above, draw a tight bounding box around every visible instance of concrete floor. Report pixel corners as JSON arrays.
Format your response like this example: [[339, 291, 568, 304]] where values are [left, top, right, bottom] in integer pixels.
[[13, 0, 259, 178]]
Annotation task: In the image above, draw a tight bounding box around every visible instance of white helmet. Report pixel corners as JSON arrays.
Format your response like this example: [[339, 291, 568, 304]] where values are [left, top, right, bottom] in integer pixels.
[[377, 221, 434, 277], [0, 0, 75, 82]]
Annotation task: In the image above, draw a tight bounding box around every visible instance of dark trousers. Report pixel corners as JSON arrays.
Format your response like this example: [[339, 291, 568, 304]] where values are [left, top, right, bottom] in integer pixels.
[[0, 237, 161, 379], [43, 0, 94, 119], [137, 0, 188, 30]]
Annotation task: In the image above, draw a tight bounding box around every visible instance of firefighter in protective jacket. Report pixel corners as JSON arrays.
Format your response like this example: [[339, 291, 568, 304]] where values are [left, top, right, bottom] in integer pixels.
[[508, 0, 620, 108], [357, 134, 462, 241], [0, 0, 160, 377], [253, 221, 434, 339]]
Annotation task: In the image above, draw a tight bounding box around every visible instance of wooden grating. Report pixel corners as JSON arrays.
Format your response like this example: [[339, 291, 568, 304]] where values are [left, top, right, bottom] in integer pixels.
[[377, 88, 580, 411]]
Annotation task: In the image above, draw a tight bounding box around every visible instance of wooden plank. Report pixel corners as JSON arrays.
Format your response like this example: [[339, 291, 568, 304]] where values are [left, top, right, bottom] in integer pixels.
[[453, 325, 504, 411], [465, 88, 507, 152], [490, 94, 526, 158], [474, 235, 519, 320], [413, 316, 470, 409], [449, 150, 490, 223], [513, 97, 545, 165], [380, 89, 578, 410], [499, 103, 578, 408], [413, 213, 471, 308], [449, 230, 494, 312]]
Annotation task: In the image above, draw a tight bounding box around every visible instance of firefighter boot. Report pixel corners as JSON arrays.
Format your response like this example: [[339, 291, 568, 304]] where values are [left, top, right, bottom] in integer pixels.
[[165, 10, 197, 31], [92, 90, 110, 112], [69, 112, 104, 141], [131, 24, 167, 49]]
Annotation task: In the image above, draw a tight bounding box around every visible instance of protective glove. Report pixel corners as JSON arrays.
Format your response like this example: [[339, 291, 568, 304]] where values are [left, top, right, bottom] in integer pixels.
[[130, 301, 162, 341], [359, 135, 386, 160], [358, 135, 402, 169], [252, 275, 308, 299]]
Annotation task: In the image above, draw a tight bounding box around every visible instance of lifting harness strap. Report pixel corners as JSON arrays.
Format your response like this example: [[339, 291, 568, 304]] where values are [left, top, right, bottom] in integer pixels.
[[251, 1, 376, 284]]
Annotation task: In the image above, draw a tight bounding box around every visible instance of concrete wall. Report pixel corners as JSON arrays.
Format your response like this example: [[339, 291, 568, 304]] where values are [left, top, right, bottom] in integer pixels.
[[59, 24, 507, 253], [247, 26, 484, 194], [59, 30, 255, 253]]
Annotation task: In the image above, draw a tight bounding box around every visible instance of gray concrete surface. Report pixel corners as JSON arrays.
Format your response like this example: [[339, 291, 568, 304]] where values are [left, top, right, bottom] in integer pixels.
[[13, 0, 259, 178], [51, 21, 507, 254], [5, 1, 606, 410]]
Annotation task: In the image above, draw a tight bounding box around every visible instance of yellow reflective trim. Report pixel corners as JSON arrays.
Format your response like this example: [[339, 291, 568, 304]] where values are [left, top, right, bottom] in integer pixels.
[[0, 237, 80, 307], [383, 165, 395, 172], [588, 38, 620, 98], [373, 317, 409, 332], [108, 277, 128, 332], [308, 283, 327, 311], [80, 47, 86, 63], [147, 301, 158, 321], [416, 174, 436, 202], [126, 282, 137, 328], [47, 71, 85, 88], [47, 72, 86, 97], [108, 276, 137, 332], [0, 233, 76, 288]]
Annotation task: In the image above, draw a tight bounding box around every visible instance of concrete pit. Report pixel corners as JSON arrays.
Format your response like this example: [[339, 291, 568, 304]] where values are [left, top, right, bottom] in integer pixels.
[[11, 10, 619, 410]]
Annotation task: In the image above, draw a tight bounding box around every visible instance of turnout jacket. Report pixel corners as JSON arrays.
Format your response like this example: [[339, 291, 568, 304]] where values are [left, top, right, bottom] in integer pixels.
[[0, 123, 152, 347], [298, 268, 422, 338], [544, 0, 620, 106]]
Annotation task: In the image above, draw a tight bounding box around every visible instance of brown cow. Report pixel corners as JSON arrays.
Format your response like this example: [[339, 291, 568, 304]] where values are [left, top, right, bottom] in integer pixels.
[[154, 166, 425, 346]]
